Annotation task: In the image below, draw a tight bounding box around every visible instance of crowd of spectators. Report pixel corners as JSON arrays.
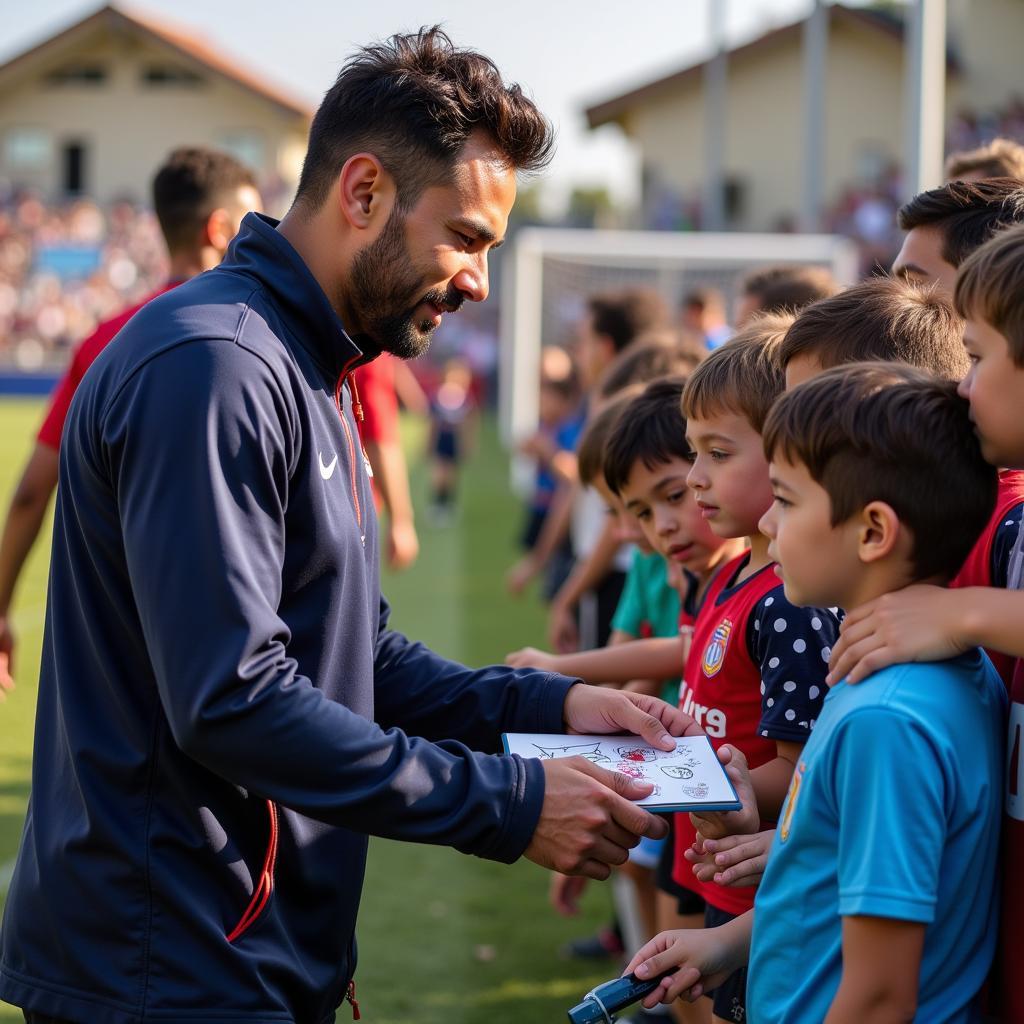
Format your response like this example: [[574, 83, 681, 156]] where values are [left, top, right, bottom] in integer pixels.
[[0, 189, 167, 370]]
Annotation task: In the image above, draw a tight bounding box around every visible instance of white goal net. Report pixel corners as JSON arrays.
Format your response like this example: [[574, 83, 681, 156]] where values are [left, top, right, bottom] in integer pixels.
[[498, 227, 860, 456]]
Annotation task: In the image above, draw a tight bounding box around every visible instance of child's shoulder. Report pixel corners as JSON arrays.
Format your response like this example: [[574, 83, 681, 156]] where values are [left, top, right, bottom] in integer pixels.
[[832, 650, 1006, 731], [748, 582, 842, 659]]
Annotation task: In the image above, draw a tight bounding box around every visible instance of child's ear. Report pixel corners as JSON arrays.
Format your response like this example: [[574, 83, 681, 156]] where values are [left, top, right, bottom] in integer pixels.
[[856, 500, 902, 564]]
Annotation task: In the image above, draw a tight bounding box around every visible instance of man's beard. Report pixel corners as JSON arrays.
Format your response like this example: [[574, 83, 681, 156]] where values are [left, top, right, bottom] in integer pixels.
[[347, 209, 464, 360]]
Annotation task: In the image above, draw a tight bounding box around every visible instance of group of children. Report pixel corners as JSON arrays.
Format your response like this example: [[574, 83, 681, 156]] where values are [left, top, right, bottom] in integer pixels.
[[508, 169, 1024, 1022]]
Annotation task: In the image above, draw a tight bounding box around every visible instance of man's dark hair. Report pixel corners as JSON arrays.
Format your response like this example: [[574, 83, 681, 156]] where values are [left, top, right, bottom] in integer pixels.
[[587, 288, 669, 355], [779, 277, 969, 380], [151, 147, 256, 253], [295, 27, 553, 213], [741, 264, 839, 316], [897, 177, 1024, 267], [763, 362, 997, 582], [603, 377, 692, 495], [595, 333, 704, 400]]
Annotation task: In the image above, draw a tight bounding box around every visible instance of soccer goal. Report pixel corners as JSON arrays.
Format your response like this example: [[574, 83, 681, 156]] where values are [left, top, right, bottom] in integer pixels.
[[497, 227, 860, 457]]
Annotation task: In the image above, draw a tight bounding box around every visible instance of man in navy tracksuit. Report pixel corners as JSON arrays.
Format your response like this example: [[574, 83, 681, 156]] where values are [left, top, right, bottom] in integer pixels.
[[0, 29, 694, 1024]]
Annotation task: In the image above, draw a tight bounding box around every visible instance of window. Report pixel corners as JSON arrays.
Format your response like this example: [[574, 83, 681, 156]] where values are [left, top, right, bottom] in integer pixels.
[[45, 63, 108, 86], [5, 127, 50, 168], [142, 65, 204, 87], [220, 131, 265, 172]]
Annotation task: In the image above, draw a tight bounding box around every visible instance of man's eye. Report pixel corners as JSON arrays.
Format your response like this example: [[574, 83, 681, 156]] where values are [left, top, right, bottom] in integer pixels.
[[455, 231, 475, 247]]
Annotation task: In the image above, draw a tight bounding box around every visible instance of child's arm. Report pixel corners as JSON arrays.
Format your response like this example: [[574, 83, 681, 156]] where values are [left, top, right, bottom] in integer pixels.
[[828, 583, 1024, 685], [824, 916, 924, 1023], [506, 483, 573, 596], [505, 635, 684, 684], [623, 911, 754, 1008]]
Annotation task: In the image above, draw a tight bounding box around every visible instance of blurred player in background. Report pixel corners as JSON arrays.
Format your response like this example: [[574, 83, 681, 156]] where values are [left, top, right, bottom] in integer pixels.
[[0, 146, 260, 695]]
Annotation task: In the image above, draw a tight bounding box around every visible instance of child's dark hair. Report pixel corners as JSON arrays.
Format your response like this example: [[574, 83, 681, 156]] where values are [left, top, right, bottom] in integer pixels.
[[603, 377, 691, 495], [740, 264, 839, 316], [596, 335, 705, 400], [763, 362, 997, 582], [576, 387, 642, 486], [587, 288, 669, 354], [779, 277, 969, 380], [682, 313, 795, 433]]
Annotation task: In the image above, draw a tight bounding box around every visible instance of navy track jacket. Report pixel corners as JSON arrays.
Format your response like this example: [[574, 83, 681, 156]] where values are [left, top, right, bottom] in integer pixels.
[[0, 214, 576, 1023]]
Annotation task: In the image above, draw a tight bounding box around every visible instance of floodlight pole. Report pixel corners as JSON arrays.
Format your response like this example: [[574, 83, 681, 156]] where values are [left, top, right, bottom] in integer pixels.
[[799, 0, 828, 233], [702, 0, 728, 231], [904, 0, 947, 196]]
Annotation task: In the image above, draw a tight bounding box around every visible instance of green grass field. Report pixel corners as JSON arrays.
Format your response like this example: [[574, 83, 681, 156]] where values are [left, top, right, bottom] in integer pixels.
[[0, 400, 612, 1024]]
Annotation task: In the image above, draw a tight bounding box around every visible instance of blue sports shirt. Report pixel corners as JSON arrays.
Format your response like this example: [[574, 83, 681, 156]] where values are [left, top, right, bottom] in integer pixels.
[[748, 652, 1005, 1024]]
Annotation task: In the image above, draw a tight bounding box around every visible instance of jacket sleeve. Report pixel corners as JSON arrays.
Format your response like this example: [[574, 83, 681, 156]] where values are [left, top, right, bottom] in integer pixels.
[[103, 339, 548, 863], [373, 598, 577, 751]]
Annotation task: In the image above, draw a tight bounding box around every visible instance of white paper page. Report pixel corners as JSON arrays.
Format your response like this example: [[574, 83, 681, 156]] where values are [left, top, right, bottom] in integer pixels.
[[501, 733, 739, 811]]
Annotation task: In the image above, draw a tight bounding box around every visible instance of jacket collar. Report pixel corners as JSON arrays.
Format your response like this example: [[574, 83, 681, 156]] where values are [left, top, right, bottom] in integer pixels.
[[221, 212, 375, 379]]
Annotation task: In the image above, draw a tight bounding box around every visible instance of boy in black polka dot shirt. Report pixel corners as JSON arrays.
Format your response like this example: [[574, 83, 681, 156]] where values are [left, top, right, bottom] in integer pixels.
[[668, 317, 841, 1024]]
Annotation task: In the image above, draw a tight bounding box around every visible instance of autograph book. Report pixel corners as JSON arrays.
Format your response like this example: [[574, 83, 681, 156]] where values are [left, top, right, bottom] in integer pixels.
[[500, 733, 741, 813]]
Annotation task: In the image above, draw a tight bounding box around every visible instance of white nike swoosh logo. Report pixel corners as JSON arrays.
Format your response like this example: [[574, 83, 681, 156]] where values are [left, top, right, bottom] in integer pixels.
[[318, 451, 338, 480]]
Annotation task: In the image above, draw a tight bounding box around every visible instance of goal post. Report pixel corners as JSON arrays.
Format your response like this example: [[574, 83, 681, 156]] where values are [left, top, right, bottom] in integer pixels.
[[498, 227, 860, 462]]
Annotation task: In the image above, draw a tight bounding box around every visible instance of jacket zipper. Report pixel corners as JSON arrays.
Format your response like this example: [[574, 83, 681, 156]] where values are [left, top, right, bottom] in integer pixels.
[[334, 359, 365, 533], [226, 799, 279, 943]]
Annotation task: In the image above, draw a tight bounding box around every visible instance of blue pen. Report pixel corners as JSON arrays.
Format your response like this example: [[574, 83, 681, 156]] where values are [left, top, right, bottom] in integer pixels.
[[566, 970, 676, 1023]]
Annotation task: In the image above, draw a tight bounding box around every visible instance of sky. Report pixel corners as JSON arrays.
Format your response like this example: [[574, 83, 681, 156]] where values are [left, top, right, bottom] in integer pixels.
[[2, 0, 818, 211]]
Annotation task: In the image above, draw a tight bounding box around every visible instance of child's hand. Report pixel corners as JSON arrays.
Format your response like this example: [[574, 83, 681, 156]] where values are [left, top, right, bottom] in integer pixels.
[[685, 829, 774, 888], [506, 556, 538, 596], [690, 744, 759, 840], [827, 584, 970, 685], [548, 601, 579, 654], [549, 871, 588, 916], [505, 646, 556, 672], [624, 928, 738, 1007]]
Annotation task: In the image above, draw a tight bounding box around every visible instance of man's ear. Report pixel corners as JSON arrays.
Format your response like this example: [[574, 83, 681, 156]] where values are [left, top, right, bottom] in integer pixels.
[[856, 500, 902, 564], [336, 153, 395, 230]]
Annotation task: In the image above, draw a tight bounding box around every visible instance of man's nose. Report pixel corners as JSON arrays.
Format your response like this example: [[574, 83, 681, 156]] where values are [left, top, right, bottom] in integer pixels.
[[453, 253, 488, 303]]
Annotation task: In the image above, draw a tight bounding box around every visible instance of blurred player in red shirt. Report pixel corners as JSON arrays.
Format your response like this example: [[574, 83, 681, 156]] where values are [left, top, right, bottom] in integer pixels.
[[0, 147, 260, 694]]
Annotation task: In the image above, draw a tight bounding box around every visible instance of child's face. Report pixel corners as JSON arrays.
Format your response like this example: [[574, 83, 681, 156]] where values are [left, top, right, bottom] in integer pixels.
[[685, 410, 774, 540], [959, 316, 1024, 467], [592, 477, 654, 553], [759, 455, 858, 609], [618, 455, 724, 573]]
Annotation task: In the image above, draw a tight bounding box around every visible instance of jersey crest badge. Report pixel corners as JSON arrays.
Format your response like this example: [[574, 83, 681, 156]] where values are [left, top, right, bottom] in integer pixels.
[[701, 617, 733, 678]]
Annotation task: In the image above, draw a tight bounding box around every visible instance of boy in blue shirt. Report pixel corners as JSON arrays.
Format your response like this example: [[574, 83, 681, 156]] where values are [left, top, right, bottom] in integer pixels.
[[625, 362, 1005, 1022]]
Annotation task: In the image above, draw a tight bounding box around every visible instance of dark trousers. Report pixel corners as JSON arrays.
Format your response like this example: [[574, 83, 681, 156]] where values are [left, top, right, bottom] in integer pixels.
[[24, 1014, 76, 1024]]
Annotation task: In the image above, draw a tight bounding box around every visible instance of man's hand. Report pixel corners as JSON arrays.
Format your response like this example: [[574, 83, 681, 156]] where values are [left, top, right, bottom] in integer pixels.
[[686, 829, 774, 888], [564, 684, 702, 749], [548, 600, 578, 653], [690, 745, 758, 840], [624, 925, 744, 1007], [525, 757, 669, 879], [385, 518, 419, 571], [0, 616, 14, 698], [827, 584, 969, 686], [549, 871, 588, 916], [505, 646, 557, 672]]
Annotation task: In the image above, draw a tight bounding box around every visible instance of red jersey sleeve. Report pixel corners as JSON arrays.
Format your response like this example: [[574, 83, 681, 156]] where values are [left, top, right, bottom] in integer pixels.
[[353, 356, 399, 446], [36, 286, 176, 451]]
